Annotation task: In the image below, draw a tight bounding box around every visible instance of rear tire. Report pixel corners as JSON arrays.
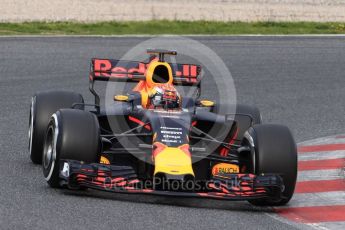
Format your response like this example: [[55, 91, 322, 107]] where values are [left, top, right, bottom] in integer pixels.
[[29, 91, 84, 164], [42, 109, 100, 188], [244, 124, 297, 206]]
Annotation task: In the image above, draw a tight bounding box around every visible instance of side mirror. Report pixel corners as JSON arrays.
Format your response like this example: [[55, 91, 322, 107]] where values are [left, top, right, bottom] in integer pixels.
[[197, 100, 215, 107], [114, 95, 129, 102]]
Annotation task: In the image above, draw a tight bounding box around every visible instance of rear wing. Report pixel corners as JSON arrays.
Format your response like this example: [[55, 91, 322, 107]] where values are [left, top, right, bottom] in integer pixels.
[[89, 58, 202, 111], [90, 58, 202, 85]]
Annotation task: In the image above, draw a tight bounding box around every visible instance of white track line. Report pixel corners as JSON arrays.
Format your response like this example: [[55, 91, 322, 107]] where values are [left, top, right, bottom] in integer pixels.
[[1, 35, 345, 38], [285, 191, 345, 208], [309, 222, 345, 230], [297, 169, 344, 182], [299, 135, 345, 146], [298, 151, 345, 161]]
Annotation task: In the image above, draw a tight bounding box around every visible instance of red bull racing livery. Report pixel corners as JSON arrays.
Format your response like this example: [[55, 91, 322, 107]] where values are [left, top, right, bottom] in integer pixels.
[[28, 49, 298, 206]]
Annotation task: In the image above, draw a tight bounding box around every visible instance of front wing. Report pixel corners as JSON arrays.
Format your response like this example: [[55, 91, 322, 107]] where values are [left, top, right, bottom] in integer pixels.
[[59, 160, 284, 201]]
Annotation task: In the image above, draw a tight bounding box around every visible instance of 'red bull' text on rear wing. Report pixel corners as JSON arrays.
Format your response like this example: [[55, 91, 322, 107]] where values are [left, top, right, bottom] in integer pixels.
[[90, 58, 202, 85], [88, 58, 202, 109]]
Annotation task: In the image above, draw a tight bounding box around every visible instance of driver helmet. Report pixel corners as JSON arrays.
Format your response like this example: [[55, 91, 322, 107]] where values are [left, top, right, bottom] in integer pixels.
[[149, 85, 181, 109]]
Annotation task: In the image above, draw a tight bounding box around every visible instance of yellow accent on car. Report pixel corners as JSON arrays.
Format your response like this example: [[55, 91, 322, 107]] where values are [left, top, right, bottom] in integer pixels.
[[154, 146, 194, 176], [199, 100, 214, 107], [100, 156, 110, 165], [140, 89, 149, 108], [114, 95, 129, 102], [145, 61, 173, 87]]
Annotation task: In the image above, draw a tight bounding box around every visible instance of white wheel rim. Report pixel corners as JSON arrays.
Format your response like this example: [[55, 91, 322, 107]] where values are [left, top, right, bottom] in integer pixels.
[[43, 139, 53, 168], [44, 113, 59, 181], [28, 97, 35, 154]]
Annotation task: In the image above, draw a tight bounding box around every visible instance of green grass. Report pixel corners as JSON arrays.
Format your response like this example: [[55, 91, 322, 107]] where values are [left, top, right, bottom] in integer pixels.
[[0, 21, 345, 35]]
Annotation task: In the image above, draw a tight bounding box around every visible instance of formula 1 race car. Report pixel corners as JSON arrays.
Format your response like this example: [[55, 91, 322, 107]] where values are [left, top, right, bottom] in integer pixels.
[[28, 49, 297, 206]]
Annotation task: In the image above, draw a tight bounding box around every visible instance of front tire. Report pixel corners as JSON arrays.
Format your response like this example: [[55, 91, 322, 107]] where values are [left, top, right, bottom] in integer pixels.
[[42, 109, 100, 188], [29, 91, 84, 164], [244, 124, 297, 206]]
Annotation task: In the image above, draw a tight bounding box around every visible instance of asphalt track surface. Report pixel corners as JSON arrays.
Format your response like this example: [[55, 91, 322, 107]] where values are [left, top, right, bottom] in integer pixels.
[[0, 36, 344, 230]]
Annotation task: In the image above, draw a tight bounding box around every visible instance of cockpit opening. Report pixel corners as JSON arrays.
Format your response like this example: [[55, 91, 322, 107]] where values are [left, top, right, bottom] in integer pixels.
[[152, 65, 170, 83]]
